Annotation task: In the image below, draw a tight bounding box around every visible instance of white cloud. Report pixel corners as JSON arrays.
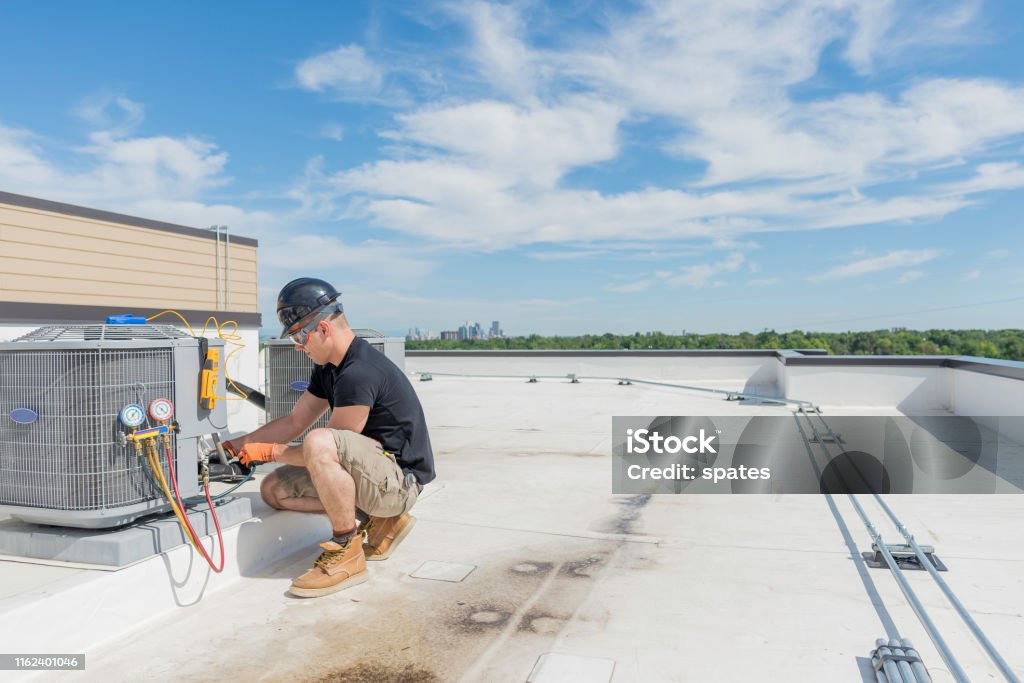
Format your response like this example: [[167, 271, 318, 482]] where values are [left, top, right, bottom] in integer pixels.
[[683, 78, 1024, 188], [808, 249, 944, 282], [80, 131, 230, 198], [460, 1, 538, 100], [0, 118, 229, 206], [844, 0, 897, 74], [320, 123, 345, 141], [962, 270, 981, 281], [527, 248, 614, 261], [2, 113, 276, 254], [129, 199, 277, 236], [328, 155, 979, 248], [659, 252, 746, 288], [844, 0, 982, 75], [260, 233, 437, 280], [0, 124, 54, 187], [386, 98, 625, 188], [896, 270, 924, 284], [73, 93, 145, 134], [603, 280, 653, 293], [295, 44, 384, 98], [557, 0, 845, 116], [985, 249, 1011, 259], [527, 243, 717, 262], [0, 121, 285, 247], [943, 162, 1024, 194], [334, 180, 770, 249], [305, 1, 1024, 251]]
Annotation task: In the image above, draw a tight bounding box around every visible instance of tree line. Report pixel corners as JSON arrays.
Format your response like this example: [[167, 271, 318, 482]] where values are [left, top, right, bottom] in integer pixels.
[[406, 329, 1024, 361]]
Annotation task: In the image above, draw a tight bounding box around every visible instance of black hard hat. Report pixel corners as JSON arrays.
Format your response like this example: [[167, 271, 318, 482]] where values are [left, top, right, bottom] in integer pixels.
[[276, 277, 343, 337]]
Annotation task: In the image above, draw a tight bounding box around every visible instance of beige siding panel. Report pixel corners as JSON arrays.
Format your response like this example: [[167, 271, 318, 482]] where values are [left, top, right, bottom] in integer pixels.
[[0, 256, 258, 296], [0, 209, 215, 258], [1, 289, 259, 311], [0, 200, 259, 312], [1, 275, 259, 309], [0, 284, 259, 311], [1, 224, 258, 271], [1, 240, 256, 283], [0, 205, 258, 261]]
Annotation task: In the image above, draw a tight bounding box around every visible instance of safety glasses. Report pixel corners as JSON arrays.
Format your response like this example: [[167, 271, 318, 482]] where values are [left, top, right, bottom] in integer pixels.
[[287, 313, 326, 346]]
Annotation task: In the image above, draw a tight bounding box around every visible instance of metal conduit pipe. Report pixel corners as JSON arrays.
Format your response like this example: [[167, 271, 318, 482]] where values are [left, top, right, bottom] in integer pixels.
[[874, 638, 933, 683], [864, 518, 968, 682], [797, 409, 970, 683], [210, 224, 220, 310], [413, 371, 818, 409], [416, 371, 571, 381], [887, 525, 1021, 683], [791, 415, 912, 683], [903, 640, 934, 683], [806, 410, 1020, 683], [224, 224, 231, 311], [874, 640, 906, 683], [891, 639, 918, 683], [584, 375, 817, 408]]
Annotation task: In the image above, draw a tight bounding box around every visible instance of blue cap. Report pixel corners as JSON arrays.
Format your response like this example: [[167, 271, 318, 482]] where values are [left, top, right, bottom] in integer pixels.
[[106, 314, 148, 325]]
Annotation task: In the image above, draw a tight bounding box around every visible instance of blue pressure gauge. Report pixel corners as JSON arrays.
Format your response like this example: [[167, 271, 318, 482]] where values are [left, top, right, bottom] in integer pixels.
[[118, 404, 146, 429]]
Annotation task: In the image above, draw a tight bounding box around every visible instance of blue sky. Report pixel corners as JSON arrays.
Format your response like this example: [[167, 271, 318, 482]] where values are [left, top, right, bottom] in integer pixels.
[[1, 1, 1023, 336]]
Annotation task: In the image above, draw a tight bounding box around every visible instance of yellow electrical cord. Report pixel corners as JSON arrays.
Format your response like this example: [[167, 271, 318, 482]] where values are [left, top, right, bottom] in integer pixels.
[[146, 310, 250, 401], [202, 317, 251, 401], [147, 309, 197, 335]]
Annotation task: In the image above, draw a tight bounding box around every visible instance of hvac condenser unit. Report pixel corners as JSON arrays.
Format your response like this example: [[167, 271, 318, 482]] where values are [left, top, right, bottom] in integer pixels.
[[0, 324, 226, 528], [263, 329, 405, 439]]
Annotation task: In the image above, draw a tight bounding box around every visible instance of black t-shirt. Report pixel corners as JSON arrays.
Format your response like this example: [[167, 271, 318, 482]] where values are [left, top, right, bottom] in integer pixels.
[[306, 336, 435, 485]]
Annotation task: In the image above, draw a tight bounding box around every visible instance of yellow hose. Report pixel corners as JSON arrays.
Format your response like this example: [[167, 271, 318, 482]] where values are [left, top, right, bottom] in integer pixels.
[[145, 440, 200, 547]]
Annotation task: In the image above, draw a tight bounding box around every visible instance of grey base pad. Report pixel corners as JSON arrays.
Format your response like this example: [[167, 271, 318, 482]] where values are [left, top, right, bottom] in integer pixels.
[[0, 497, 252, 567]]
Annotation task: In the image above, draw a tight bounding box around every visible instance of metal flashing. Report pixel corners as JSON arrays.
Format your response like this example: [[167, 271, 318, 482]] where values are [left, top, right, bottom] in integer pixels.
[[0, 301, 260, 327]]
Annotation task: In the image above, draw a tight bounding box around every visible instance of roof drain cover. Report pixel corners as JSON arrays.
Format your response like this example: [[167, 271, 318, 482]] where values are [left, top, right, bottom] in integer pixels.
[[527, 653, 615, 683]]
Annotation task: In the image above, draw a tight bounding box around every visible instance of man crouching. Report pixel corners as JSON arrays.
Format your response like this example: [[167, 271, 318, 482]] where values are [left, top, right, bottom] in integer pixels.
[[226, 277, 435, 597]]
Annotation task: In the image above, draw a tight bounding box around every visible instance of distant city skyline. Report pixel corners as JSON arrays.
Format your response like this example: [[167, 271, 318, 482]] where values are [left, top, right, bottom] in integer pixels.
[[1, 3, 1022, 337], [407, 320, 504, 341]]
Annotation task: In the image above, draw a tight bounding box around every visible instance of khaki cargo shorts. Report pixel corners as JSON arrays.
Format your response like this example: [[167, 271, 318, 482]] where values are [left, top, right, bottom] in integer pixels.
[[275, 429, 420, 518]]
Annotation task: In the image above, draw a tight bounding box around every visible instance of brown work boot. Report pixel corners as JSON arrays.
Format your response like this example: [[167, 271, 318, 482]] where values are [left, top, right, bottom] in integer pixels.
[[289, 538, 367, 598], [362, 513, 416, 561]]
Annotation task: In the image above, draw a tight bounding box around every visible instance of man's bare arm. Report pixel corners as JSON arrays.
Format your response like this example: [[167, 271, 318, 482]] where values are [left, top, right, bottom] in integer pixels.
[[229, 392, 328, 452]]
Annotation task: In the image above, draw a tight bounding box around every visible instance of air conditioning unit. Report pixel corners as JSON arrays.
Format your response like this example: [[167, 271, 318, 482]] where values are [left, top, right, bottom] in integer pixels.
[[263, 329, 405, 440], [0, 324, 226, 528]]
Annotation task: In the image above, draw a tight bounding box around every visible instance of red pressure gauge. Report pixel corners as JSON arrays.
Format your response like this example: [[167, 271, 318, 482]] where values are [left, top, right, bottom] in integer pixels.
[[148, 398, 175, 422]]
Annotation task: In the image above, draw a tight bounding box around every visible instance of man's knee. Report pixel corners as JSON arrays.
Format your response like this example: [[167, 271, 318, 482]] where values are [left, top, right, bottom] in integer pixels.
[[303, 428, 355, 469], [260, 472, 285, 510], [303, 428, 338, 463]]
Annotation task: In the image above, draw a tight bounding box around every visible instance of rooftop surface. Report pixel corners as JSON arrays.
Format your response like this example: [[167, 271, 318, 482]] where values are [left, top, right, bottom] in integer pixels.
[[2, 360, 1023, 682]]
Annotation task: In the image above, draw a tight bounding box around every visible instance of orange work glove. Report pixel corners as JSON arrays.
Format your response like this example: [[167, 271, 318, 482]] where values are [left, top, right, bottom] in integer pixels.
[[238, 442, 280, 467]]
